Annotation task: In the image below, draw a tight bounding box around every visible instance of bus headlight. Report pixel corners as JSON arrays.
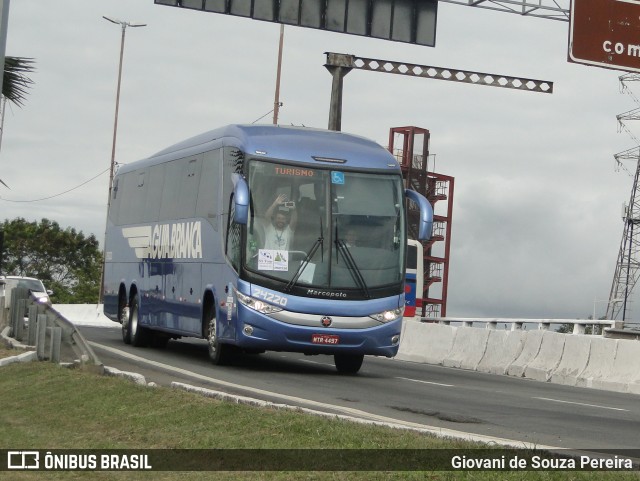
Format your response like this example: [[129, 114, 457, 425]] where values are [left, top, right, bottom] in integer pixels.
[[235, 290, 283, 315], [369, 307, 404, 323]]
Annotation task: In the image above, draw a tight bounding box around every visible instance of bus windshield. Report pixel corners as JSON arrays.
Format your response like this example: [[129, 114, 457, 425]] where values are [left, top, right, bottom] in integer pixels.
[[244, 160, 406, 297]]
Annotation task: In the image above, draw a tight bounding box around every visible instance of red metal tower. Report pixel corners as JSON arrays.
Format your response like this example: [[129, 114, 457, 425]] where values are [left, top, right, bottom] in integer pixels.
[[388, 126, 454, 318]]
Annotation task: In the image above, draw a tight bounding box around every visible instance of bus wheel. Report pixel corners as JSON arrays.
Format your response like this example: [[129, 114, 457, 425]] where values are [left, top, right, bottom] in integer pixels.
[[128, 294, 149, 347], [121, 305, 131, 345], [334, 354, 364, 375], [206, 311, 232, 365]]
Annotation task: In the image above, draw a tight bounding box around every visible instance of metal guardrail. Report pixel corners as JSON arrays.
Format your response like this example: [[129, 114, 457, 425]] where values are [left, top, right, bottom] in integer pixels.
[[0, 288, 102, 369], [425, 317, 618, 335]]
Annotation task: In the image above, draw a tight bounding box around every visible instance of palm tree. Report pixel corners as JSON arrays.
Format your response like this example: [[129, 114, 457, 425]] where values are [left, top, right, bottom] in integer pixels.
[[0, 56, 35, 188], [3, 56, 34, 106]]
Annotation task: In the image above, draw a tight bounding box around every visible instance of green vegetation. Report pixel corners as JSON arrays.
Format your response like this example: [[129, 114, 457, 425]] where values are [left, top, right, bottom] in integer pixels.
[[0, 363, 638, 480], [1, 56, 36, 189], [3, 56, 35, 107], [0, 218, 101, 303]]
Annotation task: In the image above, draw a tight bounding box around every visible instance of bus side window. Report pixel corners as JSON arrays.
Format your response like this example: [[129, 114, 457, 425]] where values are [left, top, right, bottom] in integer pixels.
[[144, 164, 164, 223], [177, 157, 201, 219], [109, 178, 121, 225], [117, 171, 149, 226], [196, 149, 221, 229], [159, 160, 191, 221]]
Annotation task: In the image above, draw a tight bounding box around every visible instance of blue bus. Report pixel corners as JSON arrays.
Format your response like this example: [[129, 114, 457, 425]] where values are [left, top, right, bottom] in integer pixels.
[[103, 124, 433, 373]]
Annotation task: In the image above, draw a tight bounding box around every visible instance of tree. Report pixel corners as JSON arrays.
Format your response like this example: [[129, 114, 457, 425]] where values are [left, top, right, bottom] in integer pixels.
[[0, 218, 102, 303], [556, 316, 606, 335], [1, 56, 36, 189], [3, 56, 35, 107]]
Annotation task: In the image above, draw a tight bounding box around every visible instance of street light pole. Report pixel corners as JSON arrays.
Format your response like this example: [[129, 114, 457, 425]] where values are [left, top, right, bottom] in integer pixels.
[[99, 16, 146, 304]]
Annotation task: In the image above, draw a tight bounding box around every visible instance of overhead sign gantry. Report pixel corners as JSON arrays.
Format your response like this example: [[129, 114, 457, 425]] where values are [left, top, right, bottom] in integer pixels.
[[154, 0, 438, 47]]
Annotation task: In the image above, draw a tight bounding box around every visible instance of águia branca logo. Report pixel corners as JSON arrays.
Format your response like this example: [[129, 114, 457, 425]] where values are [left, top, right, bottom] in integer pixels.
[[122, 221, 203, 260]]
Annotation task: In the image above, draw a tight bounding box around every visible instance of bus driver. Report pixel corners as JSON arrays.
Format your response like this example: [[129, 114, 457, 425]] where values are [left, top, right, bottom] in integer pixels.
[[261, 193, 298, 251]]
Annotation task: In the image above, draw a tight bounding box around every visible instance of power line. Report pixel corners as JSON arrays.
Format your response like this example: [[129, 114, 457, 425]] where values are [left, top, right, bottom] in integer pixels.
[[0, 166, 110, 203]]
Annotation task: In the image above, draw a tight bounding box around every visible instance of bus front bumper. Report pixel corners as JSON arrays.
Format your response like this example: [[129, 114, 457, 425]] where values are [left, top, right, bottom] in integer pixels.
[[233, 304, 402, 357]]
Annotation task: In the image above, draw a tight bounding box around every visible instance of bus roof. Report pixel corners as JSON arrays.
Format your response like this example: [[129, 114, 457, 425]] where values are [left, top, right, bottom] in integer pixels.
[[120, 125, 401, 174]]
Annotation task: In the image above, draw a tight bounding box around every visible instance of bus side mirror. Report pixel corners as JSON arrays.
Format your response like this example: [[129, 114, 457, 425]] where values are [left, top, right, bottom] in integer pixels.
[[405, 189, 433, 241], [232, 174, 249, 225]]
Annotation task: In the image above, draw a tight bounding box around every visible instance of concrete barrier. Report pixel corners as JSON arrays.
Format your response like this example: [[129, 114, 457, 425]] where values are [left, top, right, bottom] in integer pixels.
[[53, 304, 115, 327], [0, 350, 37, 367], [442, 327, 490, 370], [604, 339, 640, 395], [549, 335, 592, 386], [477, 329, 526, 375], [104, 366, 148, 386], [576, 337, 618, 391], [396, 322, 456, 365], [524, 331, 567, 382], [506, 330, 544, 378], [25, 304, 640, 395]]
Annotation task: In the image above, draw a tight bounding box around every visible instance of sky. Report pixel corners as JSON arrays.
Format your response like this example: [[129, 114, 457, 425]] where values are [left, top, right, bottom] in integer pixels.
[[0, 0, 636, 321]]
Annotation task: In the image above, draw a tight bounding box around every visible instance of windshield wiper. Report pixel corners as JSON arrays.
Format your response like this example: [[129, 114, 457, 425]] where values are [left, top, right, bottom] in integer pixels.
[[284, 217, 324, 293], [335, 224, 370, 299]]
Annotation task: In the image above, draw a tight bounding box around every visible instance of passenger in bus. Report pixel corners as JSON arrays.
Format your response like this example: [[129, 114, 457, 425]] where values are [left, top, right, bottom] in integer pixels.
[[261, 193, 298, 250]]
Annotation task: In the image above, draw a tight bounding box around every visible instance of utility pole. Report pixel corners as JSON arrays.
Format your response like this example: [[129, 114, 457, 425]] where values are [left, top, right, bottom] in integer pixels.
[[324, 54, 353, 132], [607, 74, 640, 324], [607, 151, 640, 325], [102, 16, 147, 207], [0, 0, 10, 103], [0, 1, 9, 156], [0, 228, 4, 275], [272, 24, 284, 125]]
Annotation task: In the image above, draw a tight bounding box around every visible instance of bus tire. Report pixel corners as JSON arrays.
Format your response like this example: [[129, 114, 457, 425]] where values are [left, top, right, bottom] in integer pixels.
[[334, 354, 364, 374], [121, 304, 131, 345], [206, 305, 232, 365], [128, 294, 149, 347]]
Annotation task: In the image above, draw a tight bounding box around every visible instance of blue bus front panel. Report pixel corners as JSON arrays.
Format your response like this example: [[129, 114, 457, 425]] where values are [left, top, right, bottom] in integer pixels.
[[235, 303, 402, 357], [229, 283, 404, 357]]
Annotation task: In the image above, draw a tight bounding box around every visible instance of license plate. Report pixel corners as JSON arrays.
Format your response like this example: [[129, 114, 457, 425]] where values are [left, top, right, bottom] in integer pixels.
[[312, 334, 340, 345]]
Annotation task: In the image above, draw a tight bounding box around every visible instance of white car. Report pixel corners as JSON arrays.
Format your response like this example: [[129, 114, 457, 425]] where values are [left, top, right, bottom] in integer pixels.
[[0, 276, 53, 327], [0, 276, 53, 305]]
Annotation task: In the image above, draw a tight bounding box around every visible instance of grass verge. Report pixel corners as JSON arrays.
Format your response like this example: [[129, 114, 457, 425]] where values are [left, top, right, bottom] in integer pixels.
[[0, 346, 16, 359], [0, 362, 637, 481]]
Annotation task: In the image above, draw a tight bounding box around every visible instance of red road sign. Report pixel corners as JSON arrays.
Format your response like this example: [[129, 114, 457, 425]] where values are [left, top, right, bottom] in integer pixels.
[[569, 0, 640, 72]]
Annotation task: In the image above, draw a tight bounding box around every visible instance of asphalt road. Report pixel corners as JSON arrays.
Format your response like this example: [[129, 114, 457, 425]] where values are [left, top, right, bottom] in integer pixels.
[[79, 325, 640, 454]]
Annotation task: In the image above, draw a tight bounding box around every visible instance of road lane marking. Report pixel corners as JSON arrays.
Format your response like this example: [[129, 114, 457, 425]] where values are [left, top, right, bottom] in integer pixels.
[[396, 377, 455, 387], [533, 397, 629, 412], [88, 341, 564, 451]]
